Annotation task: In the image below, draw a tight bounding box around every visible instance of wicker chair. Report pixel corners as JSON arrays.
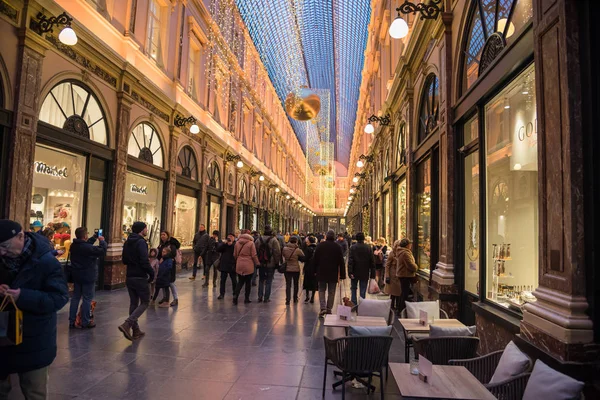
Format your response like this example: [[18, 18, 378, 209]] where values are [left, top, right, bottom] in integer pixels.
[[323, 335, 393, 400], [399, 307, 449, 362], [449, 349, 533, 400], [413, 336, 480, 365]]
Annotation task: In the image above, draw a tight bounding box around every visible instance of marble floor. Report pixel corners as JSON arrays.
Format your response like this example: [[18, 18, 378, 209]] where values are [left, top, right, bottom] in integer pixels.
[[8, 271, 406, 400]]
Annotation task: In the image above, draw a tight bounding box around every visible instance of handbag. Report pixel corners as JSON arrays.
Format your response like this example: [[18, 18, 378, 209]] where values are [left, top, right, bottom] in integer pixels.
[[0, 294, 23, 346], [64, 253, 73, 284], [368, 278, 381, 294], [277, 261, 287, 274], [337, 280, 353, 319]]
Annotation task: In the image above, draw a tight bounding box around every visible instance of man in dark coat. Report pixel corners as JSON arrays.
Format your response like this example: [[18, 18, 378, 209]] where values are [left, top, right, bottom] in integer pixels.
[[190, 224, 209, 280], [0, 220, 69, 398], [254, 225, 281, 303], [118, 222, 154, 341], [348, 232, 375, 304], [313, 230, 346, 317], [217, 233, 237, 299], [203, 230, 221, 288], [68, 227, 107, 328], [336, 233, 349, 260]]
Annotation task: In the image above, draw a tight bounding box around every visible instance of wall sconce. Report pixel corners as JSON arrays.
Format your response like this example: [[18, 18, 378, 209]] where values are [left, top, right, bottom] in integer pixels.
[[225, 153, 243, 168], [174, 114, 200, 134], [389, 0, 443, 39], [364, 114, 391, 134], [32, 11, 78, 45], [353, 172, 366, 183], [356, 154, 374, 168]]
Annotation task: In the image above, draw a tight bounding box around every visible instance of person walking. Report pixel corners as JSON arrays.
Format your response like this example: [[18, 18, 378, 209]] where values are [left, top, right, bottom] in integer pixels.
[[336, 233, 349, 262], [281, 236, 305, 305], [373, 238, 388, 290], [217, 233, 237, 300], [157, 231, 180, 306], [68, 227, 107, 329], [302, 236, 318, 303], [385, 238, 417, 312], [0, 220, 69, 399], [148, 248, 159, 306], [232, 232, 259, 305], [254, 225, 281, 303], [347, 232, 375, 305], [203, 230, 221, 288], [118, 222, 155, 341], [313, 230, 346, 317], [190, 224, 209, 281], [152, 247, 174, 308]]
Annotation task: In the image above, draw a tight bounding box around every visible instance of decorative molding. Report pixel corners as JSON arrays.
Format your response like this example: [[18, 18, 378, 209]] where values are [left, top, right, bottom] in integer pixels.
[[0, 0, 18, 23], [479, 33, 506, 75], [131, 90, 170, 122], [45, 35, 118, 88]]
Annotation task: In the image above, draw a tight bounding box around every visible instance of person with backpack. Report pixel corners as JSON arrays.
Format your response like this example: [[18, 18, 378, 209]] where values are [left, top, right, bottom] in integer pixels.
[[348, 232, 376, 304], [217, 233, 237, 299], [281, 236, 306, 305], [190, 224, 209, 281], [254, 225, 281, 303], [314, 230, 346, 317], [373, 237, 388, 290], [203, 230, 221, 288], [157, 231, 180, 306]]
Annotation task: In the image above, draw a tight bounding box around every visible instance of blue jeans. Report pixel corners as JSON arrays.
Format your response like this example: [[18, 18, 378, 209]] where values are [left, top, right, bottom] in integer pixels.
[[350, 279, 368, 305], [69, 282, 95, 326], [258, 267, 275, 300]]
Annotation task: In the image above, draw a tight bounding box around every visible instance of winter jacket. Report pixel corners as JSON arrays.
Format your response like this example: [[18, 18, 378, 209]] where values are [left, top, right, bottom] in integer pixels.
[[193, 230, 209, 256], [348, 242, 375, 281], [157, 237, 180, 261], [155, 258, 173, 288], [374, 245, 388, 267], [313, 238, 346, 282], [149, 258, 159, 283], [206, 237, 221, 267], [234, 234, 259, 276], [336, 239, 349, 257], [122, 233, 154, 281], [276, 234, 285, 250], [70, 237, 107, 284], [0, 232, 69, 377], [281, 243, 305, 273], [254, 235, 281, 268], [217, 241, 236, 272], [302, 244, 317, 277], [387, 243, 418, 279]]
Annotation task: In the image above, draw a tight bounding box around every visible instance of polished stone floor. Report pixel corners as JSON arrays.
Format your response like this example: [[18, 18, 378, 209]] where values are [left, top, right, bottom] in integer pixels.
[[8, 271, 406, 400]]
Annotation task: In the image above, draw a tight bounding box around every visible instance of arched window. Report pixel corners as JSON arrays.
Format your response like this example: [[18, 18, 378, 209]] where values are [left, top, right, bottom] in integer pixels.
[[461, 0, 533, 93], [207, 161, 221, 189], [176, 146, 197, 179], [39, 81, 107, 145], [396, 124, 406, 167], [238, 178, 247, 201], [418, 74, 439, 143], [128, 122, 163, 167], [251, 184, 258, 203]]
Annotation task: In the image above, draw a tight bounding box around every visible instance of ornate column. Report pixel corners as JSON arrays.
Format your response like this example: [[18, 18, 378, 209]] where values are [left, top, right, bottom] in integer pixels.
[[164, 127, 179, 233], [6, 40, 45, 225], [519, 0, 597, 363], [220, 157, 227, 234], [197, 140, 207, 228]]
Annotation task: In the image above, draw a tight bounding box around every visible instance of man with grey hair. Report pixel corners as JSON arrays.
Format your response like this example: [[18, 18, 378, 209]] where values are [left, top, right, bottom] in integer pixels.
[[313, 230, 346, 317]]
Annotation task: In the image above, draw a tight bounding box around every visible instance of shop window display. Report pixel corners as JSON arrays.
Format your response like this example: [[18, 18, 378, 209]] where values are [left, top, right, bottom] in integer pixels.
[[416, 158, 432, 273], [396, 179, 407, 240], [123, 171, 163, 248], [484, 64, 538, 310], [464, 144, 480, 295], [209, 201, 221, 233], [174, 194, 197, 249], [31, 145, 86, 261]]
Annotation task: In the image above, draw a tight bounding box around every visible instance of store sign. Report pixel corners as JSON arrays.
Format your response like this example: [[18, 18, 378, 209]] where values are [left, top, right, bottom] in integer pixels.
[[34, 161, 68, 178], [130, 184, 148, 195]]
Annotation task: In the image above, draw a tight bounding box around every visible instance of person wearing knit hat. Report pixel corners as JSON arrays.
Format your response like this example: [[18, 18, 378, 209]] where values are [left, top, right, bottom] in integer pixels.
[[0, 219, 69, 398], [313, 229, 346, 317], [118, 221, 154, 341]]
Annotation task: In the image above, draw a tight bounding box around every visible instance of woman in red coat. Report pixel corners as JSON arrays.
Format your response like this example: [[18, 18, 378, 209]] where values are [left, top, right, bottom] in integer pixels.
[[233, 232, 259, 304]]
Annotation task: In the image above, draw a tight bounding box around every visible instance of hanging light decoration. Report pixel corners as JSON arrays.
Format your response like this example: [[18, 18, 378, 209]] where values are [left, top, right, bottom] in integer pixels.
[[285, 88, 321, 121]]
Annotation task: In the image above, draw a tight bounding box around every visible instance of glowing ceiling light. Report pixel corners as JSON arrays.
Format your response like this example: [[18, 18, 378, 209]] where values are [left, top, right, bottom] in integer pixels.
[[59, 26, 78, 46], [356, 160, 364, 168], [275, 188, 280, 193], [353, 177, 359, 183], [259, 175, 265, 181], [514, 163, 522, 170], [497, 18, 515, 38], [364, 123, 375, 134], [189, 124, 200, 134], [389, 16, 409, 39], [286, 195, 291, 199], [236, 160, 243, 168]]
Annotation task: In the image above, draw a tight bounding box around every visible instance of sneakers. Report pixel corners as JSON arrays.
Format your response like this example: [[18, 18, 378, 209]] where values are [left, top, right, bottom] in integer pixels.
[[217, 295, 224, 300], [69, 323, 81, 329], [318, 310, 327, 318], [118, 320, 134, 341], [189, 276, 196, 281], [170, 299, 178, 307]]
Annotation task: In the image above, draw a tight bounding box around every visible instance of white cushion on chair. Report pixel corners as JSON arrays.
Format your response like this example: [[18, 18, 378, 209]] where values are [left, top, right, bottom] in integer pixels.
[[405, 301, 440, 319], [429, 324, 476, 337], [489, 341, 531, 384], [522, 360, 584, 400], [358, 297, 391, 320], [348, 325, 393, 337]]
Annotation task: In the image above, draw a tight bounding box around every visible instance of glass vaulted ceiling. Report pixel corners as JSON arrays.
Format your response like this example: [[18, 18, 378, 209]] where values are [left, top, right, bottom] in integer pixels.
[[235, 0, 371, 171]]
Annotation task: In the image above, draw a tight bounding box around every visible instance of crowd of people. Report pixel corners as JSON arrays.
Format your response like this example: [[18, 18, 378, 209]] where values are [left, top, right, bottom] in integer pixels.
[[0, 216, 419, 398]]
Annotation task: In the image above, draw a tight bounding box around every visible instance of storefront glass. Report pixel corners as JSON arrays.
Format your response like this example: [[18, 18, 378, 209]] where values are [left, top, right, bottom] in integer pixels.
[[31, 145, 86, 261], [209, 200, 221, 233], [396, 179, 407, 240], [85, 179, 104, 235], [464, 119, 480, 295], [383, 192, 391, 244], [174, 193, 197, 249], [485, 64, 538, 309], [416, 158, 432, 273], [123, 171, 163, 247]]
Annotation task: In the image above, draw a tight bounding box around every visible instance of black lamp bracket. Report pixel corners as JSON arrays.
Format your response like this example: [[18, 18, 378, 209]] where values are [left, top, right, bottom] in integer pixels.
[[33, 12, 73, 34], [174, 114, 196, 127], [396, 0, 443, 20]]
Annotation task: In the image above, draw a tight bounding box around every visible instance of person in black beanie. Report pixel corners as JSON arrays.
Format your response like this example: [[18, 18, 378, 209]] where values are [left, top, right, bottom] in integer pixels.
[[118, 221, 154, 341], [0, 220, 69, 399]]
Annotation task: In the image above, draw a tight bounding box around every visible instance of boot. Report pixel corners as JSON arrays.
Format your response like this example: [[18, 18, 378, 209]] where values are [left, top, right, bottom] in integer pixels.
[[170, 299, 178, 307], [310, 293, 315, 304], [132, 323, 145, 340], [118, 320, 134, 341]]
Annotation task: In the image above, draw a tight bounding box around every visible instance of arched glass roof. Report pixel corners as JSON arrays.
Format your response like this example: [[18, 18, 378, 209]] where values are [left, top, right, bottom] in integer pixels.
[[234, 0, 371, 170]]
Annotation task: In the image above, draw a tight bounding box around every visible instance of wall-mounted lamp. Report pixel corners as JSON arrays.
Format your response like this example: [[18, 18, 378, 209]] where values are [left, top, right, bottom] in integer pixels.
[[364, 114, 391, 134], [174, 114, 200, 134], [389, 0, 443, 39], [356, 154, 374, 168], [32, 11, 78, 45], [225, 153, 243, 168]]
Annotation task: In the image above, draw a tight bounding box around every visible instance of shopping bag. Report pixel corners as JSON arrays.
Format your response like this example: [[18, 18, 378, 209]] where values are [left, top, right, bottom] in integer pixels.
[[368, 278, 380, 294], [337, 280, 352, 320], [75, 300, 96, 327], [0, 294, 23, 346]]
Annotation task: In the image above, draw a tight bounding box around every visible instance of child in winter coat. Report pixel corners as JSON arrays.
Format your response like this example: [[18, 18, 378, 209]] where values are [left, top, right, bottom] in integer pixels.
[[153, 247, 174, 308], [149, 248, 159, 306]]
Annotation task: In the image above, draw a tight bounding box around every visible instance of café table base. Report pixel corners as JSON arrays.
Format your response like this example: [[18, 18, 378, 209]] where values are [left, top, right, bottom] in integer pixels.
[[332, 370, 377, 393]]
